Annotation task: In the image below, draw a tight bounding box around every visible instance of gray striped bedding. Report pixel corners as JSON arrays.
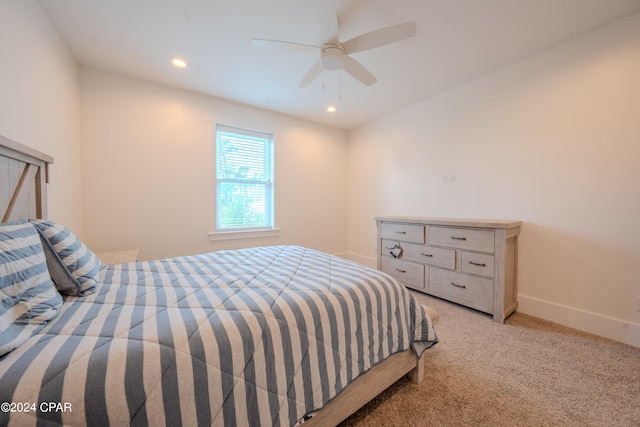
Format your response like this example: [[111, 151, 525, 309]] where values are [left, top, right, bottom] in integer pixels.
[[0, 245, 437, 426]]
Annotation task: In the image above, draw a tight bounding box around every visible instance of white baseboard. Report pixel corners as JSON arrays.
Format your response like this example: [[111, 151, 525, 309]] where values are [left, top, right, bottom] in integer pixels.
[[343, 252, 376, 269], [518, 295, 640, 348]]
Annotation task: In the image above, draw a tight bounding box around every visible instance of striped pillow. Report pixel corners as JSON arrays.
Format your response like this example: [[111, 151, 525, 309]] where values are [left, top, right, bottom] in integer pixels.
[[0, 220, 62, 357], [29, 219, 104, 296]]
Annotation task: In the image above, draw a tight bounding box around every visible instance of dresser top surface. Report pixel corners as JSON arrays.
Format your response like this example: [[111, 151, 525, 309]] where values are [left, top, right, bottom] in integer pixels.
[[375, 216, 522, 229]]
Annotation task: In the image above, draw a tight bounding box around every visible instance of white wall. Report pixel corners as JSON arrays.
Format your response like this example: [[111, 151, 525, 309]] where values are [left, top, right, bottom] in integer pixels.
[[347, 13, 640, 347], [80, 68, 348, 260], [0, 0, 83, 232]]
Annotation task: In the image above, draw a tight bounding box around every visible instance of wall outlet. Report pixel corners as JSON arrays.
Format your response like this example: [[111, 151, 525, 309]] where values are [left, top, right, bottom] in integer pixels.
[[441, 172, 457, 183]]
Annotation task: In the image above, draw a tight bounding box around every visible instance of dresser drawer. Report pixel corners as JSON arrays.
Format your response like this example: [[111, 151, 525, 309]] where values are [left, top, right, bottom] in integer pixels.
[[460, 252, 495, 278], [428, 268, 493, 313], [403, 242, 456, 270], [380, 223, 424, 244], [428, 226, 495, 253], [381, 256, 425, 290]]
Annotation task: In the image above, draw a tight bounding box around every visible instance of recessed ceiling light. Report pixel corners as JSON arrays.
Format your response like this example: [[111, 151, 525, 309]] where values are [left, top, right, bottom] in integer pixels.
[[171, 57, 187, 68], [326, 105, 337, 113]]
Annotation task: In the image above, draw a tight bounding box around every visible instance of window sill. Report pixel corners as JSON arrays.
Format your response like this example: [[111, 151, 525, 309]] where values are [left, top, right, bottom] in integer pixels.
[[208, 228, 280, 242]]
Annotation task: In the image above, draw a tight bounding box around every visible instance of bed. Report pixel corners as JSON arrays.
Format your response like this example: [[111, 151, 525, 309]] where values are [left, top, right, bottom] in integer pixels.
[[0, 135, 437, 426]]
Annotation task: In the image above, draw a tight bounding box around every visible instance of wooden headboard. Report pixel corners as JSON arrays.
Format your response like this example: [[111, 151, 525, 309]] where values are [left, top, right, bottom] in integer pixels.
[[0, 134, 54, 222]]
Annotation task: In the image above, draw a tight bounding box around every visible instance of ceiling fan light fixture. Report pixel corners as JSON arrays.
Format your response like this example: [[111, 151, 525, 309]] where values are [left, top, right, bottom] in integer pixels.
[[322, 46, 345, 71], [326, 105, 337, 113]]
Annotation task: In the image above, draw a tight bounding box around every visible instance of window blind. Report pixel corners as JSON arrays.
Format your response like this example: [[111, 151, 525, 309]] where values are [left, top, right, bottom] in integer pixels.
[[215, 124, 274, 231]]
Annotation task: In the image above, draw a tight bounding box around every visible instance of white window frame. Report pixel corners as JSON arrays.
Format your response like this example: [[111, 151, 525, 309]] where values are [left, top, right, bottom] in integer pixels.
[[209, 124, 278, 241]]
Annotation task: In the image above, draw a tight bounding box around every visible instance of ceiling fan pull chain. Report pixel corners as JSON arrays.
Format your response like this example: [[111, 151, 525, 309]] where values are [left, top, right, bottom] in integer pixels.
[[339, 70, 342, 101], [322, 55, 326, 90]]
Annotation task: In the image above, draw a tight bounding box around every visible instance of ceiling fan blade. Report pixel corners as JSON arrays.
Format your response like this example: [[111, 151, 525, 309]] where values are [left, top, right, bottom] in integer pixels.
[[299, 61, 323, 87], [251, 38, 319, 55], [342, 21, 416, 54], [342, 55, 377, 86], [315, 0, 339, 43]]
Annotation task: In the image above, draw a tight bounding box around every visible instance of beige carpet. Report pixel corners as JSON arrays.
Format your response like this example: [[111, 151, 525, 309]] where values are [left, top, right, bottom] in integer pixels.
[[340, 292, 640, 427]]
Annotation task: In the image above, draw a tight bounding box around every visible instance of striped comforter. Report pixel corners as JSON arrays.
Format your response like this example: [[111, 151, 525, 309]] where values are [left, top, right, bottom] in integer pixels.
[[0, 246, 437, 426]]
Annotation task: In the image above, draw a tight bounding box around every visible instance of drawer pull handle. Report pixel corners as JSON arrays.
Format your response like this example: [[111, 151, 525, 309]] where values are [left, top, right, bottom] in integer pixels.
[[420, 253, 433, 257], [396, 231, 407, 234], [469, 261, 486, 267], [395, 268, 407, 273], [451, 236, 467, 241], [450, 282, 466, 289]]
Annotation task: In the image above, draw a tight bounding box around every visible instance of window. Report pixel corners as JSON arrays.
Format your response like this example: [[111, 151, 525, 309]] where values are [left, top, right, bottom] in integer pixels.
[[215, 124, 274, 232]]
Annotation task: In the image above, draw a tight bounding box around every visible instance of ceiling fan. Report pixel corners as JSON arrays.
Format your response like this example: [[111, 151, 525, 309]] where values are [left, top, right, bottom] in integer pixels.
[[251, 1, 417, 87]]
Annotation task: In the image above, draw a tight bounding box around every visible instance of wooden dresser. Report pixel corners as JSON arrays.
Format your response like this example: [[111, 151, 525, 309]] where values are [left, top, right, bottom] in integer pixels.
[[376, 217, 521, 323]]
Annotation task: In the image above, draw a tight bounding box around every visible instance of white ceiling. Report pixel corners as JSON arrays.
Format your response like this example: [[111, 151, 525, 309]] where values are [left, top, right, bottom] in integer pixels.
[[39, 0, 640, 130]]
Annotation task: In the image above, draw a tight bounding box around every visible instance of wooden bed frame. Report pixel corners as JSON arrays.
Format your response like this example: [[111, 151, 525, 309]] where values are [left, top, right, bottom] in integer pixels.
[[305, 349, 424, 426], [0, 134, 424, 426], [0, 134, 53, 222]]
